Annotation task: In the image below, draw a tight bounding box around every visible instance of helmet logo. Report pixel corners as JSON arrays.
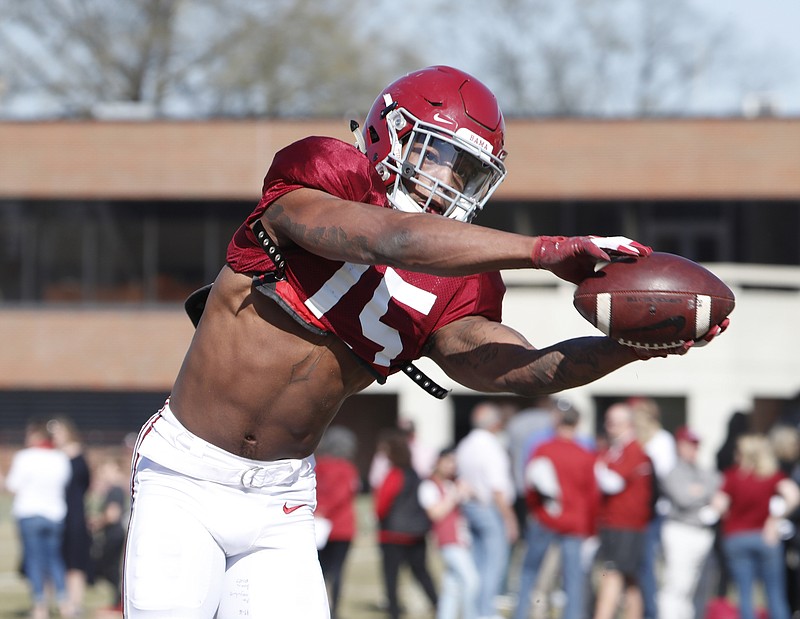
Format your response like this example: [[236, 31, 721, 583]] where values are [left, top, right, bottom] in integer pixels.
[[433, 112, 455, 126], [455, 127, 493, 155]]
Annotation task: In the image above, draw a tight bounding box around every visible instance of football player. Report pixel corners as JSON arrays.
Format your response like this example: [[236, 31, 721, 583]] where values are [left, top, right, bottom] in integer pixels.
[[123, 65, 725, 618]]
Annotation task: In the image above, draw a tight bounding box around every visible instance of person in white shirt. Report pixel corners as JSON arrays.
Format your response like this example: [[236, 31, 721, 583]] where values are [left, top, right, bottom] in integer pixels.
[[456, 401, 519, 619], [5, 419, 73, 619], [631, 396, 677, 619], [658, 426, 721, 619]]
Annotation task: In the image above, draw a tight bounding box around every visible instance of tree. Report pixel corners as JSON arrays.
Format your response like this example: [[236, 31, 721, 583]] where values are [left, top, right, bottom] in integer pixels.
[[0, 0, 784, 119], [0, 0, 189, 117], [447, 0, 755, 117], [0, 0, 422, 118]]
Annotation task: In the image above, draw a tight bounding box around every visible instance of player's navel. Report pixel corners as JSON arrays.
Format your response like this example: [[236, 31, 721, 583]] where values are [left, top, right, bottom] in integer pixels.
[[238, 433, 259, 457]]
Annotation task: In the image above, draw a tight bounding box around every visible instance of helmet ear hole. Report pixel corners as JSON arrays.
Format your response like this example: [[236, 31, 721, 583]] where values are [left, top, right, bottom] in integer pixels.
[[368, 126, 380, 144]]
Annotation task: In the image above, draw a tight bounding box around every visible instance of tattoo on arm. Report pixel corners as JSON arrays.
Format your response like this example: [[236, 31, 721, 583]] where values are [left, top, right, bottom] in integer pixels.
[[433, 318, 634, 395], [266, 202, 374, 260], [542, 338, 630, 391]]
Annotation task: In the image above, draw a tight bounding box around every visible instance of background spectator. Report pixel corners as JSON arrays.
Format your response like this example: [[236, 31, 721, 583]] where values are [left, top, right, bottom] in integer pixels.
[[5, 419, 73, 619], [593, 402, 654, 619], [374, 428, 438, 619], [505, 397, 556, 529], [369, 417, 436, 491], [419, 446, 479, 619], [456, 401, 519, 619], [89, 456, 128, 612], [769, 424, 800, 617], [711, 410, 753, 600], [630, 396, 676, 619], [716, 412, 751, 473], [49, 416, 93, 617], [315, 425, 361, 619], [711, 433, 800, 619], [399, 417, 437, 482], [513, 403, 599, 619], [658, 426, 720, 619]]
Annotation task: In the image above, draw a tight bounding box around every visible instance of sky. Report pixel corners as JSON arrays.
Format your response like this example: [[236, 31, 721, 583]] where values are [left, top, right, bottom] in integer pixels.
[[417, 0, 800, 118], [701, 0, 800, 115], [2, 0, 800, 119]]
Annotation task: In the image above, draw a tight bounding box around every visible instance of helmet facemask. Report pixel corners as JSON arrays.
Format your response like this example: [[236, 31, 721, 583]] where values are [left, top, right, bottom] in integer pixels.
[[379, 107, 507, 223]]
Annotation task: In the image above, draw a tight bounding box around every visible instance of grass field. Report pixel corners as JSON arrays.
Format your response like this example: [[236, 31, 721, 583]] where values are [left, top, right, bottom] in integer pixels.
[[0, 494, 443, 619]]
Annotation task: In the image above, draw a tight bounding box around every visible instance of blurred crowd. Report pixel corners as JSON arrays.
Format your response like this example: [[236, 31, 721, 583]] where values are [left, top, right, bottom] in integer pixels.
[[1, 417, 129, 619], [4, 399, 800, 619], [319, 398, 800, 619]]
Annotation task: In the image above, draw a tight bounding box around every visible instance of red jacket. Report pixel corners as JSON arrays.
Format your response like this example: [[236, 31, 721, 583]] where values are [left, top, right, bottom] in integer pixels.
[[597, 439, 653, 531], [721, 466, 787, 536], [526, 436, 600, 537], [315, 455, 359, 542]]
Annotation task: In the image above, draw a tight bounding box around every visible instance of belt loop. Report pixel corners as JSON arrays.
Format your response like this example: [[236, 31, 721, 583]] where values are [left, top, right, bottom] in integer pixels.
[[241, 466, 267, 488]]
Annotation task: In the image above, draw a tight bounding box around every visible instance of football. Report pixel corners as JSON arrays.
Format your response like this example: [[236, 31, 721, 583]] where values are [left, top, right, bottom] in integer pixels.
[[573, 252, 735, 348]]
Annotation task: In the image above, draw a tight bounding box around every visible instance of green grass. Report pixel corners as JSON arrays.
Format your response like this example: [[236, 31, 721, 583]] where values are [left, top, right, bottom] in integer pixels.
[[0, 494, 114, 618]]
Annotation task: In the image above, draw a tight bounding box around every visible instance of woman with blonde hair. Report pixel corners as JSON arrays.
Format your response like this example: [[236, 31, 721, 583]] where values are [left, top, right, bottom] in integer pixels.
[[711, 433, 800, 619]]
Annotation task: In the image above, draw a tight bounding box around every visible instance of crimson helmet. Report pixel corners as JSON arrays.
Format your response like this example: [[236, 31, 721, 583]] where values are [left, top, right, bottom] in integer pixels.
[[359, 65, 507, 223]]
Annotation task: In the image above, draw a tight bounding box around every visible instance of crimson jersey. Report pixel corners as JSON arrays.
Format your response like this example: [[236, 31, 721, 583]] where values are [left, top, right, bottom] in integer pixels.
[[597, 439, 654, 531], [525, 437, 600, 537], [226, 136, 505, 380], [720, 466, 786, 536]]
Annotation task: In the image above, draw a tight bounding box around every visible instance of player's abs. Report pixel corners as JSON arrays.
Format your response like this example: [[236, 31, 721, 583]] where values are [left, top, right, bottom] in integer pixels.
[[170, 268, 374, 461]]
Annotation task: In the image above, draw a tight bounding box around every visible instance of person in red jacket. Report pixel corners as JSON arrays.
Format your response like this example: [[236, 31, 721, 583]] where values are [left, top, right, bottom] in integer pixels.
[[514, 403, 599, 619], [710, 433, 800, 619], [375, 428, 438, 619], [314, 426, 360, 619], [593, 402, 654, 619]]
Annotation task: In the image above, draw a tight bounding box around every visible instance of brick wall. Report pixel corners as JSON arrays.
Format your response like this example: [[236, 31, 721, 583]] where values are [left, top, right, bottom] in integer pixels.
[[2, 118, 799, 201], [0, 308, 193, 390]]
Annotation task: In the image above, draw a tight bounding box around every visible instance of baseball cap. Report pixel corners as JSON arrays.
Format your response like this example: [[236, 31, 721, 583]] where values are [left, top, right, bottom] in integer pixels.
[[676, 426, 701, 444]]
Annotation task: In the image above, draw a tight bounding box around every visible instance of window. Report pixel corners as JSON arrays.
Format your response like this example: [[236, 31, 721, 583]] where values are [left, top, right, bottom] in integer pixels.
[[0, 199, 251, 304], [2, 196, 798, 305]]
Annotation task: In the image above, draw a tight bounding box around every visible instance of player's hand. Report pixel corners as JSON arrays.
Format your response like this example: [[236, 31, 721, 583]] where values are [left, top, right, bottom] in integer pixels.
[[693, 318, 730, 347], [627, 340, 694, 360], [531, 235, 652, 284], [588, 235, 652, 258], [625, 318, 729, 359]]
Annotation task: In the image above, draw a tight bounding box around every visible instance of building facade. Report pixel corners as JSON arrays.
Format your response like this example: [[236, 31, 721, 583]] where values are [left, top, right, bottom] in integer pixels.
[[2, 118, 799, 468]]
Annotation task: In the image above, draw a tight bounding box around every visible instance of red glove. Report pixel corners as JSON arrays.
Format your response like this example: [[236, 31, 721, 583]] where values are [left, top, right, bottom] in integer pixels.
[[531, 235, 653, 284], [693, 317, 731, 347]]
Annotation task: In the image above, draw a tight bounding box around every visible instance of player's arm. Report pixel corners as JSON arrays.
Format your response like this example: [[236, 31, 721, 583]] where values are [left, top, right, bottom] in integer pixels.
[[258, 188, 646, 280], [260, 187, 535, 276], [425, 315, 652, 396]]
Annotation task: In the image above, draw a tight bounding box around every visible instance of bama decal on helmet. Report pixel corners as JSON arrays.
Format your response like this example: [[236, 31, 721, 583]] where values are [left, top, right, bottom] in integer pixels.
[[455, 127, 495, 156]]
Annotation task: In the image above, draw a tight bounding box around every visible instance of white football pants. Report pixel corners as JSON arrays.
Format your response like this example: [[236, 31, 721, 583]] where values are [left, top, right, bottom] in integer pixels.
[[124, 403, 329, 618]]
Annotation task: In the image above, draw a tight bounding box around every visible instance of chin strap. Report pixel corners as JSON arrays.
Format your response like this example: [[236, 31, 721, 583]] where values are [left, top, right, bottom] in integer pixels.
[[252, 220, 286, 280], [401, 363, 450, 399]]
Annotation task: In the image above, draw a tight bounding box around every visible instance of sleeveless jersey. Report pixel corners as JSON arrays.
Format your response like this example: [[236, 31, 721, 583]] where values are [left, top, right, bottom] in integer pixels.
[[226, 136, 505, 380]]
